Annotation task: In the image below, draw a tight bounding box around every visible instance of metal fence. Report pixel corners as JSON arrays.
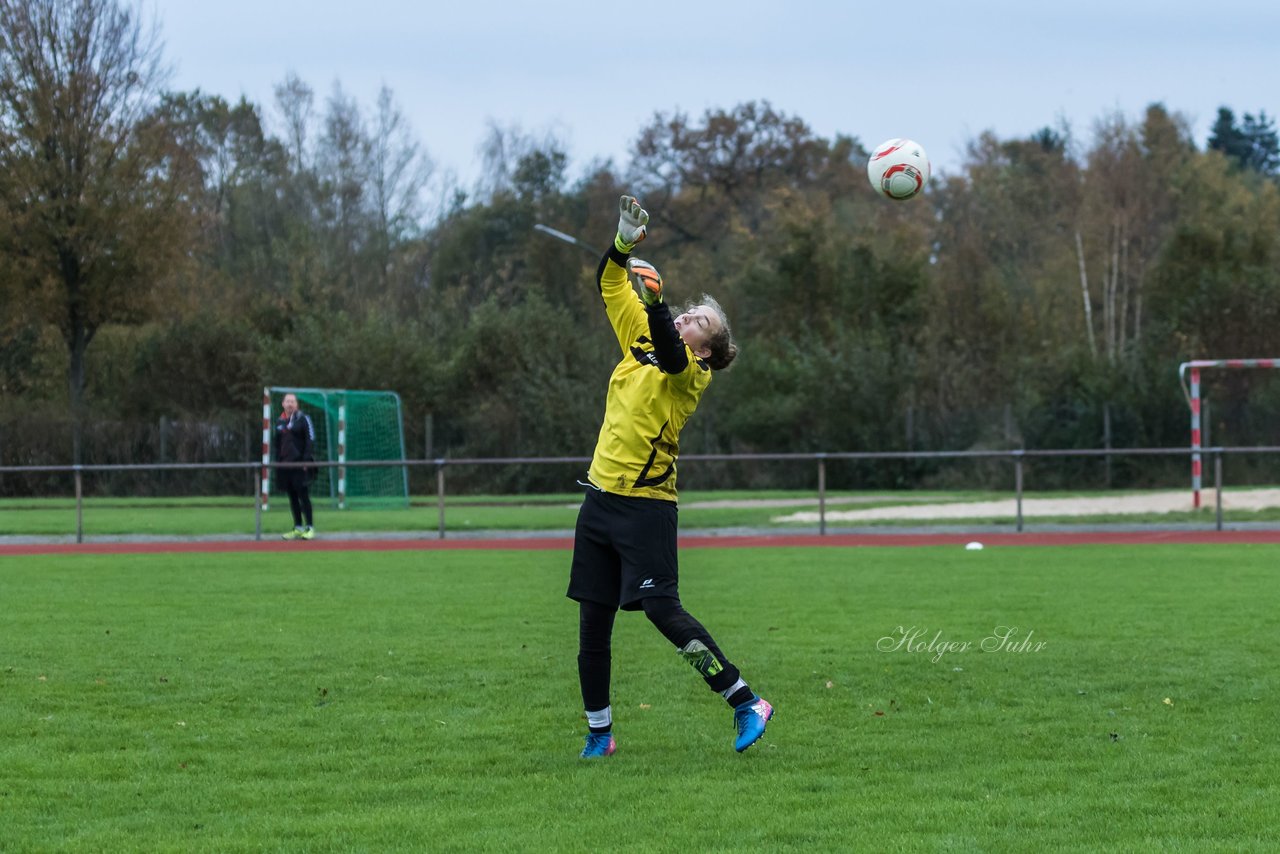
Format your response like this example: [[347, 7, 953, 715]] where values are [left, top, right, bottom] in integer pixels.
[[3, 446, 1280, 543]]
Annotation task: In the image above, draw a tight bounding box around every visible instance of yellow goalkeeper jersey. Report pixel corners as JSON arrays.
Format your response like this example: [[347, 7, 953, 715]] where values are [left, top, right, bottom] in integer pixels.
[[587, 249, 712, 502]]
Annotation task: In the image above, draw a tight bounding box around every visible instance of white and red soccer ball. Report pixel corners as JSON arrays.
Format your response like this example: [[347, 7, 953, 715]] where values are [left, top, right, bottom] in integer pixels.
[[867, 138, 931, 201]]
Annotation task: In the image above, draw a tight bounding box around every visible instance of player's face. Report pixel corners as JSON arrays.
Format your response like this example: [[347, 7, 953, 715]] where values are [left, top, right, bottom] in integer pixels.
[[674, 306, 722, 357], [282, 394, 298, 415]]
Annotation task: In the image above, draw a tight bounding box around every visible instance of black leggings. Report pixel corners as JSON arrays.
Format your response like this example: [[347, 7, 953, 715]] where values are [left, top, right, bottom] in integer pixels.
[[577, 597, 741, 712], [280, 471, 313, 527]]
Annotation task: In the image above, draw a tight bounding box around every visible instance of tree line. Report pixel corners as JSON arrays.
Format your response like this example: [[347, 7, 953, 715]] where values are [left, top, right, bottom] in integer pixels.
[[2, 0, 1279, 496]]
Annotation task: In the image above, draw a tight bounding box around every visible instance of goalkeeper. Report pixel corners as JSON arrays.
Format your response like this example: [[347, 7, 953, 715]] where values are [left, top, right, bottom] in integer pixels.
[[567, 195, 772, 758], [274, 392, 316, 540]]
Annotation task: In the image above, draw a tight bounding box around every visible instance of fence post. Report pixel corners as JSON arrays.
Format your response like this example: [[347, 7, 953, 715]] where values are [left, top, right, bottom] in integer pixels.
[[75, 467, 84, 544], [1214, 451, 1223, 532], [246, 424, 255, 495], [254, 470, 263, 541], [817, 455, 827, 536], [437, 462, 446, 540], [1014, 454, 1024, 533], [1190, 368, 1202, 509], [158, 416, 167, 494], [1103, 403, 1112, 488]]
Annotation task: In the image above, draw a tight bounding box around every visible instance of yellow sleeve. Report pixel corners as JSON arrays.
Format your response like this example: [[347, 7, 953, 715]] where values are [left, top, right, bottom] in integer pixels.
[[596, 247, 646, 355]]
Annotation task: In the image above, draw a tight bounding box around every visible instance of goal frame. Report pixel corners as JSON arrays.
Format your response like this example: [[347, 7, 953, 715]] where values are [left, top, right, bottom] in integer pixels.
[[1178, 358, 1280, 509], [260, 386, 409, 510]]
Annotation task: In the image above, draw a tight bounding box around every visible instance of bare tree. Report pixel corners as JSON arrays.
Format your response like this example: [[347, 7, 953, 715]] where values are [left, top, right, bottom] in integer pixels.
[[314, 83, 371, 296], [370, 87, 432, 234], [475, 121, 566, 202], [273, 72, 314, 171], [1079, 105, 1192, 363], [0, 0, 192, 462], [367, 85, 433, 288]]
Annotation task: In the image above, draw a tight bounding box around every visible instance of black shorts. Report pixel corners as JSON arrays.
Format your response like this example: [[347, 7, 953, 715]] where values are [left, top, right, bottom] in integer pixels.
[[567, 487, 679, 611], [278, 467, 312, 493]]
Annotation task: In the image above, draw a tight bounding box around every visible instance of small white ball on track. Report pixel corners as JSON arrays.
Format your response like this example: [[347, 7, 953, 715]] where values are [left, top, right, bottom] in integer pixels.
[[867, 138, 931, 201]]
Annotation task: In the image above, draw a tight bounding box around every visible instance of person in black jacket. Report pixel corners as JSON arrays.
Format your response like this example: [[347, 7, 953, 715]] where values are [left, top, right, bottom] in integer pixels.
[[275, 393, 317, 540]]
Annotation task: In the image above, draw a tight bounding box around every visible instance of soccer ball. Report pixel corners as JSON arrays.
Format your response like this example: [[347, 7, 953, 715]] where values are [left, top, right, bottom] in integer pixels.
[[867, 138, 931, 201]]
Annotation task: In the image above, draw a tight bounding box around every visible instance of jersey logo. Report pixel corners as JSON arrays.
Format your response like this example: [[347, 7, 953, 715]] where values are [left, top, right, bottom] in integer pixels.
[[629, 345, 660, 369], [639, 578, 656, 589]]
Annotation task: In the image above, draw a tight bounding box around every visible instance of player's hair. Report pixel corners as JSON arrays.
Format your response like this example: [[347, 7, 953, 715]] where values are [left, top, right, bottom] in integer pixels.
[[697, 295, 738, 371]]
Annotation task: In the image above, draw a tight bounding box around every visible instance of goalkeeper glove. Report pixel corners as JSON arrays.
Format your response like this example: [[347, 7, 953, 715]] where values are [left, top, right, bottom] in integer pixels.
[[628, 258, 663, 306], [615, 194, 649, 252]]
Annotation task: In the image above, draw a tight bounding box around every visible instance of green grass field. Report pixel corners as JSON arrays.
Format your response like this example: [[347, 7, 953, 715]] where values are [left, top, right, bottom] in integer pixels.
[[2, 542, 1277, 851], [3, 488, 1278, 538]]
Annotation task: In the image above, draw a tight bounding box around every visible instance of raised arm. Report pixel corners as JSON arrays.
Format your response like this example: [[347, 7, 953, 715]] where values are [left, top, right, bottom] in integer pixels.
[[630, 260, 689, 375], [595, 195, 651, 354]]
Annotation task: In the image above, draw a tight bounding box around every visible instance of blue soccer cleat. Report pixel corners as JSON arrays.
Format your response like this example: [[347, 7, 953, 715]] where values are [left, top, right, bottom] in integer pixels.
[[733, 696, 774, 753], [580, 732, 616, 759]]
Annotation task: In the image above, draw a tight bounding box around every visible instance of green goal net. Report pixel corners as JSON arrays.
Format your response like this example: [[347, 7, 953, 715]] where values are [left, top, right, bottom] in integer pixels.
[[261, 387, 409, 509]]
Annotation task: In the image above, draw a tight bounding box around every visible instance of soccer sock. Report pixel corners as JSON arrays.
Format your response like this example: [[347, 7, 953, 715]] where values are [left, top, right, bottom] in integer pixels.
[[722, 679, 754, 708], [586, 706, 612, 734]]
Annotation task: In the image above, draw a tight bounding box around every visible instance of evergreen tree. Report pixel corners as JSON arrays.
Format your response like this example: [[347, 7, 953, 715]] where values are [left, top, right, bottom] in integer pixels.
[[1208, 107, 1279, 175]]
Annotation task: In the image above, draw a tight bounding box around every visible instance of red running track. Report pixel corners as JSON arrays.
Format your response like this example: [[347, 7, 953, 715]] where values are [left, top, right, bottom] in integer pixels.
[[3, 529, 1280, 557]]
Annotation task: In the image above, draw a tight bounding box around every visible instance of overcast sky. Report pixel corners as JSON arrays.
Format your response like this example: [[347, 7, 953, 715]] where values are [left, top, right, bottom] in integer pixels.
[[159, 0, 1278, 190]]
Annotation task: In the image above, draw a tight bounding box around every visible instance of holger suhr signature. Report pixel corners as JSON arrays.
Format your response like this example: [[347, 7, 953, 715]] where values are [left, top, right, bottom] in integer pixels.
[[877, 625, 1047, 663]]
